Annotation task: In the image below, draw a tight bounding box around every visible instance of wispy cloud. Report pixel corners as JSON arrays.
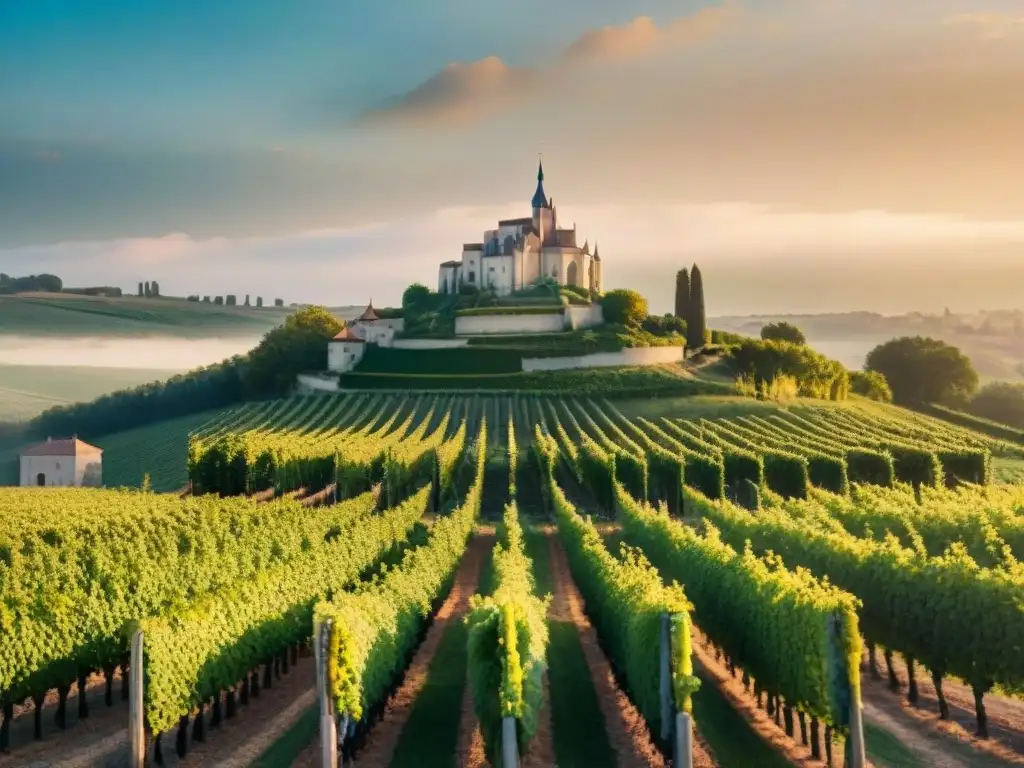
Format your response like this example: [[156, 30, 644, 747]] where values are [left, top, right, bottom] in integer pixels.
[[944, 12, 1024, 40], [358, 3, 745, 127], [5, 202, 1024, 315]]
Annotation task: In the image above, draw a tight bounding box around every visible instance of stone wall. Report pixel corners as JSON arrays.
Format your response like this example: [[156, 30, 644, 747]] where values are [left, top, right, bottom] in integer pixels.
[[565, 304, 603, 330], [521, 345, 685, 371], [455, 311, 566, 336]]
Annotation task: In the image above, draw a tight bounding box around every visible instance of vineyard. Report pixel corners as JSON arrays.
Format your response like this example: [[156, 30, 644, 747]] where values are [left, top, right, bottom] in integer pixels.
[[3, 391, 1024, 767]]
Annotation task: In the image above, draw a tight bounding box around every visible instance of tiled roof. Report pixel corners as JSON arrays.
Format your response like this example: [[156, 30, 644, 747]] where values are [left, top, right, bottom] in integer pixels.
[[331, 326, 365, 343], [498, 217, 533, 226], [21, 438, 102, 457], [358, 303, 379, 322], [440, 260, 461, 267]]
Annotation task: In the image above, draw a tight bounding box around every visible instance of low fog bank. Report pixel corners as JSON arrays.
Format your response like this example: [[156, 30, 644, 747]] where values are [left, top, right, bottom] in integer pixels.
[[0, 335, 262, 370]]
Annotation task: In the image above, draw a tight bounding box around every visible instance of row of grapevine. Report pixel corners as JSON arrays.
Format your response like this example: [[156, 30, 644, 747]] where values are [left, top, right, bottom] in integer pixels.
[[808, 483, 1024, 567], [685, 485, 1024, 736], [0, 486, 379, 723], [532, 428, 705, 761], [614, 482, 863, 756], [467, 501, 549, 761], [312, 417, 487, 751], [137, 482, 435, 740]]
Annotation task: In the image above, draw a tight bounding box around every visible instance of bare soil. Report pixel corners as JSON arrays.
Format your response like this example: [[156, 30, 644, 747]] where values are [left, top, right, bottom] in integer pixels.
[[349, 532, 492, 767], [0, 671, 129, 767], [547, 532, 716, 768], [690, 628, 842, 768], [862, 650, 1024, 767]]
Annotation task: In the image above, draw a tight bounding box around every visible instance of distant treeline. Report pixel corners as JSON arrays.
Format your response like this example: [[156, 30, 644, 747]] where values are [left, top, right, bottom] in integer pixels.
[[184, 294, 284, 307], [0, 272, 122, 297], [31, 306, 338, 441]]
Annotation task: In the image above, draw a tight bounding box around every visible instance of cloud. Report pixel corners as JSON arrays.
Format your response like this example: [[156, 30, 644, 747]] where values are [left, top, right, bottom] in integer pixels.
[[6, 203, 1024, 316], [944, 13, 1024, 40], [563, 4, 744, 63], [358, 4, 744, 127], [359, 56, 539, 127]]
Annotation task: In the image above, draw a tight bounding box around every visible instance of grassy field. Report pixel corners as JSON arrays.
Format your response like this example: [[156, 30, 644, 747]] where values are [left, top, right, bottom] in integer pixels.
[[0, 363, 184, 421], [0, 293, 293, 337]]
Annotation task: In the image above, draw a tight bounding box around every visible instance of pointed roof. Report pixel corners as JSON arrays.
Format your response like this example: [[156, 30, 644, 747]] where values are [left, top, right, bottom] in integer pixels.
[[531, 159, 548, 209], [593, 242, 601, 261], [357, 301, 379, 322], [331, 325, 365, 343], [21, 437, 102, 457]]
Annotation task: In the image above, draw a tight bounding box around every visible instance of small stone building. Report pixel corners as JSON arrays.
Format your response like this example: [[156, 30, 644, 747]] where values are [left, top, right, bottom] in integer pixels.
[[19, 437, 103, 487], [327, 301, 395, 374]]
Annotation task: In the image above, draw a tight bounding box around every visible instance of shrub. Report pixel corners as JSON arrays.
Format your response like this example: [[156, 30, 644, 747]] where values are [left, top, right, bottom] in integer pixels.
[[601, 289, 648, 327], [850, 370, 893, 403], [760, 322, 806, 345]]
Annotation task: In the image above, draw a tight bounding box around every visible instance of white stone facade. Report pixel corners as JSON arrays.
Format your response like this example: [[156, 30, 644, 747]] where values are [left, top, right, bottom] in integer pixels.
[[19, 438, 103, 487], [438, 162, 603, 297], [327, 302, 396, 374]]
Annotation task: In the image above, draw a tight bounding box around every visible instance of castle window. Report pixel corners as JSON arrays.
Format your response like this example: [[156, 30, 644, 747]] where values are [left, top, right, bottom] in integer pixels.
[[468, 270, 476, 282]]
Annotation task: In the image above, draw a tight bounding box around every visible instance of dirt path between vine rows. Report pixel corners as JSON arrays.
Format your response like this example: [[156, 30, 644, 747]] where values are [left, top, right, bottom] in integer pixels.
[[861, 650, 1024, 765], [346, 532, 492, 768], [689, 629, 840, 768], [546, 532, 715, 768], [0, 672, 129, 766]]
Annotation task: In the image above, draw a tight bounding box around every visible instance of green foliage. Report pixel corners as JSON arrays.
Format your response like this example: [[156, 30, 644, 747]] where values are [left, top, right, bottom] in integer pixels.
[[142, 484, 433, 734], [686, 265, 707, 350], [642, 313, 687, 338], [358, 346, 523, 375], [315, 419, 487, 723], [467, 503, 549, 758], [339, 367, 731, 397], [456, 306, 565, 317], [601, 289, 649, 327], [0, 485, 380, 711], [619, 486, 862, 728], [760, 322, 806, 345], [729, 338, 849, 401], [968, 381, 1024, 430], [866, 336, 978, 407], [850, 370, 893, 403], [692, 484, 1024, 708], [402, 283, 433, 311], [246, 306, 343, 397], [923, 402, 1024, 446], [550, 481, 699, 735], [674, 268, 691, 321]]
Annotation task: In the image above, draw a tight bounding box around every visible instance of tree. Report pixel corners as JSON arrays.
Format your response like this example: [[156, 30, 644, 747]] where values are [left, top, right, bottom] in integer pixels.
[[968, 382, 1024, 428], [245, 306, 343, 396], [686, 264, 706, 350], [226, 294, 237, 306], [865, 336, 978, 407], [202, 296, 211, 303], [402, 283, 433, 312], [214, 296, 224, 305], [761, 322, 807, 345], [138, 282, 144, 297], [144, 281, 152, 298], [244, 294, 250, 306], [256, 296, 263, 308], [151, 280, 160, 297], [850, 370, 893, 403], [674, 268, 690, 320], [601, 289, 648, 327], [274, 298, 284, 307]]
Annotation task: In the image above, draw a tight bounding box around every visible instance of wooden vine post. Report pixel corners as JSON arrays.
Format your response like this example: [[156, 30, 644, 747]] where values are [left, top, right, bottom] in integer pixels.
[[315, 619, 338, 768], [128, 630, 145, 768], [501, 715, 519, 768], [827, 612, 865, 768], [661, 612, 694, 768]]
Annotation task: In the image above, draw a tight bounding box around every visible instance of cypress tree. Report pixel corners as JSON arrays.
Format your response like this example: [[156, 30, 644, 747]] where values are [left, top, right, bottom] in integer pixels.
[[137, 282, 144, 297], [674, 267, 690, 319], [687, 264, 707, 350]]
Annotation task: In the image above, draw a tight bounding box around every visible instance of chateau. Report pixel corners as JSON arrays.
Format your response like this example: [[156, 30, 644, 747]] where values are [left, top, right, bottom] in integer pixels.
[[438, 162, 603, 297]]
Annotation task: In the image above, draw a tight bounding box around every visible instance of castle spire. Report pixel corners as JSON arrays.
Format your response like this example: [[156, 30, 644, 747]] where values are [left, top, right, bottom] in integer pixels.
[[531, 157, 548, 210]]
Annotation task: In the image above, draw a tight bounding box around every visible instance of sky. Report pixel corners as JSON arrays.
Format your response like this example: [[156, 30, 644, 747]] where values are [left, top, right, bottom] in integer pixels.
[[2, 0, 1024, 315]]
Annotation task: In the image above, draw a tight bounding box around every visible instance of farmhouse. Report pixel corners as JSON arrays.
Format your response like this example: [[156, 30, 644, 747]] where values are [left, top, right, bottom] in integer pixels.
[[19, 437, 103, 487], [328, 301, 395, 373], [438, 161, 603, 297]]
